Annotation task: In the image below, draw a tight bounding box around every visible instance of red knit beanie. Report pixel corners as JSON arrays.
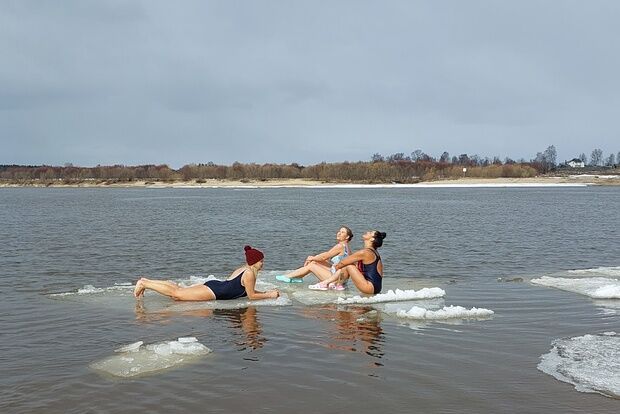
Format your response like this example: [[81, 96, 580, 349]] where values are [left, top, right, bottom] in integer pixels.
[[244, 245, 264, 266]]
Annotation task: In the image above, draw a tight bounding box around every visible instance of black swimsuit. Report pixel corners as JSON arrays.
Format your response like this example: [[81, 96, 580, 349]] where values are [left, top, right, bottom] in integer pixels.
[[359, 249, 382, 294], [204, 271, 248, 300]]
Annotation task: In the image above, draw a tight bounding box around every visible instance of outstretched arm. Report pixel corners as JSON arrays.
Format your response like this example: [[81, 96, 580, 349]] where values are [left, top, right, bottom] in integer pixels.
[[243, 269, 279, 300], [307, 243, 343, 263]]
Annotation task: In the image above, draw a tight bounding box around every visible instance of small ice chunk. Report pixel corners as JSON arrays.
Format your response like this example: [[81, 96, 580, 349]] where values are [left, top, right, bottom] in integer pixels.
[[152, 343, 173, 356], [591, 285, 620, 299], [114, 341, 143, 353], [91, 338, 212, 378], [77, 285, 104, 294], [393, 305, 494, 320], [178, 337, 198, 343], [336, 288, 446, 304]]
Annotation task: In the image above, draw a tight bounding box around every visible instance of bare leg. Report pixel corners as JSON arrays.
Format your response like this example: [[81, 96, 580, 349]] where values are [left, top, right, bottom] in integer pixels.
[[138, 278, 216, 301], [285, 266, 313, 279], [286, 262, 333, 280], [306, 262, 341, 282], [316, 268, 344, 286], [335, 268, 350, 285], [341, 264, 375, 295]]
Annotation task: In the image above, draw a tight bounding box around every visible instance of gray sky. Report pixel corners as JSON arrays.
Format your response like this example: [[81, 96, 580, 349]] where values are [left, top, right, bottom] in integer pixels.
[[1, 0, 619, 167]]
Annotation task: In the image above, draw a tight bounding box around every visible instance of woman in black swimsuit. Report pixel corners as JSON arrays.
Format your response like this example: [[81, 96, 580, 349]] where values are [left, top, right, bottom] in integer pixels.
[[133, 246, 279, 301], [328, 230, 386, 294]]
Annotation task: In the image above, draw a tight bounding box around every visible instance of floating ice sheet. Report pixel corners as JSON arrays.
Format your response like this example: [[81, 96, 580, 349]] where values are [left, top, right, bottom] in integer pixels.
[[531, 276, 620, 299], [49, 283, 133, 297], [391, 305, 494, 320], [91, 337, 211, 378], [336, 288, 446, 304], [567, 266, 620, 278], [538, 332, 620, 398], [49, 275, 290, 310], [291, 287, 445, 306], [165, 294, 292, 311], [291, 290, 348, 305]]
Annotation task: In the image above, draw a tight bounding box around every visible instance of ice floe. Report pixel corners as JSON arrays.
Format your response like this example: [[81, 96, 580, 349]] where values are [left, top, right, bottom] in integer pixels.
[[391, 305, 494, 320], [531, 276, 620, 299], [165, 294, 292, 311], [50, 283, 133, 297], [91, 337, 211, 378], [49, 276, 289, 309], [567, 266, 620, 277], [538, 332, 620, 398], [336, 288, 446, 304]]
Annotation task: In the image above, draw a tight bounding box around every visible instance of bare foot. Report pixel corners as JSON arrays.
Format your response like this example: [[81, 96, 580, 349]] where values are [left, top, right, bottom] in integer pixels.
[[133, 278, 146, 298]]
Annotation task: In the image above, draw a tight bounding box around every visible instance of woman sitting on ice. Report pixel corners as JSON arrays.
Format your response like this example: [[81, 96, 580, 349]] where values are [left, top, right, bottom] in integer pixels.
[[309, 230, 386, 294], [133, 246, 279, 301], [275, 226, 353, 287]]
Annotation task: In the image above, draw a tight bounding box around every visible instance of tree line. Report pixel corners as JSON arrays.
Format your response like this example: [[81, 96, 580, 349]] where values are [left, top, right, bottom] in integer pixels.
[[1, 146, 616, 184]]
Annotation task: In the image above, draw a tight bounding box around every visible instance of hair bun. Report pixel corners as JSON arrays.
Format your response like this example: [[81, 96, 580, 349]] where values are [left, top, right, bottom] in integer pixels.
[[378, 232, 387, 239], [244, 245, 252, 251]]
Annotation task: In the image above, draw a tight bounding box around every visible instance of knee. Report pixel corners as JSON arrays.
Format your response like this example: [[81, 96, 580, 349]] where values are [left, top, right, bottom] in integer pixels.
[[170, 288, 183, 301]]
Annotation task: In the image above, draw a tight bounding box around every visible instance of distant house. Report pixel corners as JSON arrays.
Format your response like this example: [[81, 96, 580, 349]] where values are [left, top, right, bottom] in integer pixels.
[[567, 158, 585, 168]]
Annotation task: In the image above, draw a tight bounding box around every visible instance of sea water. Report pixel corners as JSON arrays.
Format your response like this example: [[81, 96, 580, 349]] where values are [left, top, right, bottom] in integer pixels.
[[1, 187, 619, 413]]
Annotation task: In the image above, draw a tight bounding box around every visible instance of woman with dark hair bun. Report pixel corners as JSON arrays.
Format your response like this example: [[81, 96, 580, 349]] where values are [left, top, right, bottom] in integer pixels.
[[311, 230, 386, 294]]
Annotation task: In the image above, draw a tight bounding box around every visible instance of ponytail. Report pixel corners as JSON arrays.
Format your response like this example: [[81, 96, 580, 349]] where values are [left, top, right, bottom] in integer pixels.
[[372, 231, 387, 249]]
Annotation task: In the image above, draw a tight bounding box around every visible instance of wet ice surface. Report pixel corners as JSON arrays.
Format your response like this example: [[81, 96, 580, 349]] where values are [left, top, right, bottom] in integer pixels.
[[567, 266, 620, 277], [538, 332, 620, 398], [290, 287, 446, 306], [531, 277, 620, 299], [47, 275, 291, 309], [90, 337, 211, 378], [336, 288, 446, 304], [390, 305, 494, 320]]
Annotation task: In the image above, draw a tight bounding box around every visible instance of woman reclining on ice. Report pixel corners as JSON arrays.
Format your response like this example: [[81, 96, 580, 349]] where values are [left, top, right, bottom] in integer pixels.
[[309, 230, 386, 294], [275, 226, 353, 286], [133, 246, 279, 301]]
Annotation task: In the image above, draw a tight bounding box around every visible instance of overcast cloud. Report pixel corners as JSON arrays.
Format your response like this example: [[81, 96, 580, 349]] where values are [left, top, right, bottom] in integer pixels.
[[1, 0, 619, 167]]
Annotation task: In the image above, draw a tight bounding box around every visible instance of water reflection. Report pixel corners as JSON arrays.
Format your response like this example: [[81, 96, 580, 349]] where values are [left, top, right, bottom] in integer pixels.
[[302, 305, 385, 364], [133, 302, 265, 350], [213, 307, 265, 351]]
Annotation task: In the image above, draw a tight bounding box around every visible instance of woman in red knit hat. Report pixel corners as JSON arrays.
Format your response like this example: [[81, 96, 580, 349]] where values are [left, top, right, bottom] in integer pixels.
[[133, 246, 279, 301]]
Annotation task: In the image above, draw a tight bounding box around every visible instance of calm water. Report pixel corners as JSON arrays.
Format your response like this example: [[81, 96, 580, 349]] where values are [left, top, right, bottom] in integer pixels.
[[1, 187, 619, 413]]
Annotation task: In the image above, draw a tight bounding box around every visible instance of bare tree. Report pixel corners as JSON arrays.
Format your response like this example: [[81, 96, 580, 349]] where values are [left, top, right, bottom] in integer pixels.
[[458, 154, 470, 165], [605, 153, 615, 166], [371, 153, 384, 163], [387, 153, 409, 163], [439, 151, 450, 163], [410, 149, 423, 161], [590, 148, 603, 166], [543, 145, 557, 168], [579, 153, 587, 164]]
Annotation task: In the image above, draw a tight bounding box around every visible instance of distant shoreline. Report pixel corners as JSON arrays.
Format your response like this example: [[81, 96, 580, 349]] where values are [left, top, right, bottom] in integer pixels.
[[2, 176, 619, 188]]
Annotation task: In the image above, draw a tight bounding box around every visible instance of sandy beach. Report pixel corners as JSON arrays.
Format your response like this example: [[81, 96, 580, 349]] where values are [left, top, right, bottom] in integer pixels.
[[2, 175, 619, 188]]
